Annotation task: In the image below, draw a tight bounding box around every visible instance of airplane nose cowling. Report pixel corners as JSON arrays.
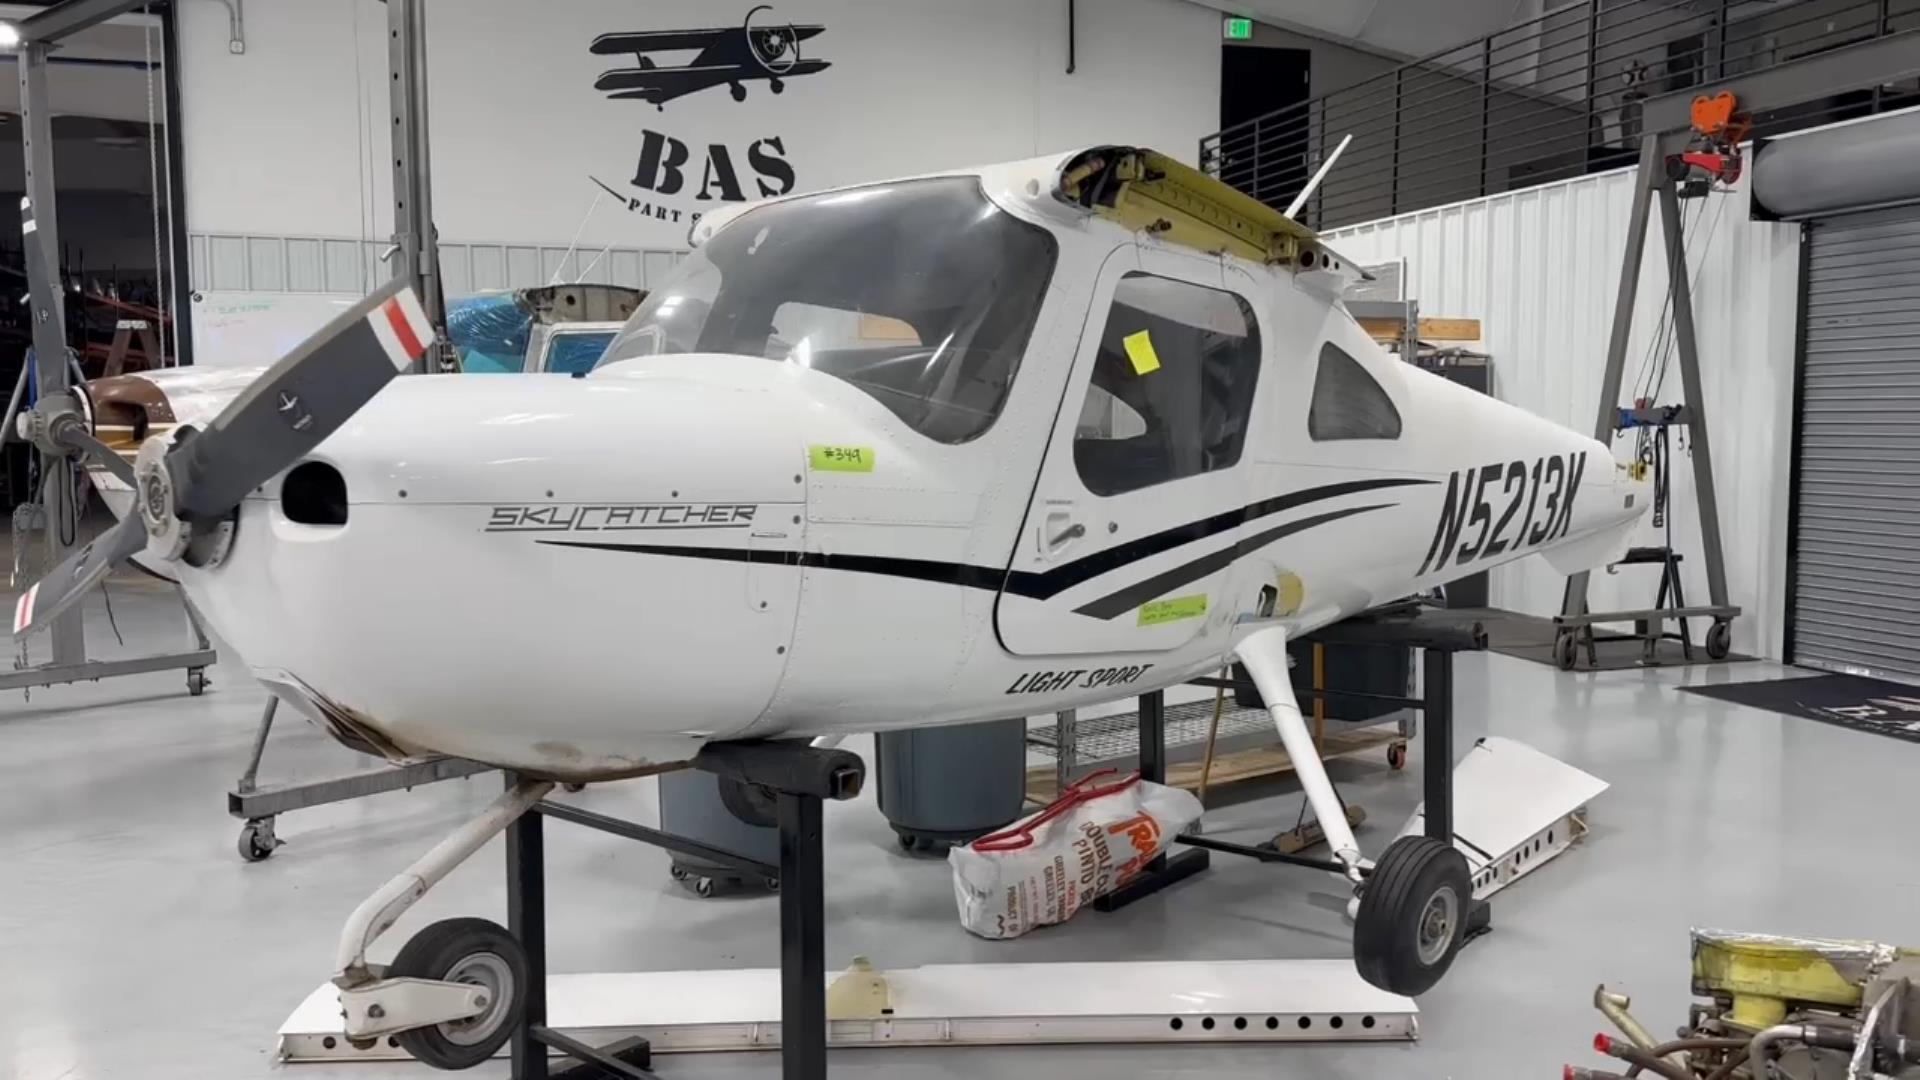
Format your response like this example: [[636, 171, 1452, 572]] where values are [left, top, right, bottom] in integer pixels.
[[180, 372, 809, 777]]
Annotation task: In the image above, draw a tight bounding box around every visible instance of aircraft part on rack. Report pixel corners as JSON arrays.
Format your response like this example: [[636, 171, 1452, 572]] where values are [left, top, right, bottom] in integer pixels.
[[1394, 736, 1607, 900]]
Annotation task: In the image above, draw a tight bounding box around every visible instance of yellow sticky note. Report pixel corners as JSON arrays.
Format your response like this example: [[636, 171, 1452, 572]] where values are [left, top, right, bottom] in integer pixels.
[[809, 445, 875, 472], [1122, 330, 1161, 375], [1138, 593, 1207, 626]]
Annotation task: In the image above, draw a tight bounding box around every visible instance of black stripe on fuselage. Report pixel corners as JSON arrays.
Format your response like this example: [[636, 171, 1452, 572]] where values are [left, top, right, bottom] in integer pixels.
[[1069, 503, 1395, 618], [539, 476, 1432, 612]]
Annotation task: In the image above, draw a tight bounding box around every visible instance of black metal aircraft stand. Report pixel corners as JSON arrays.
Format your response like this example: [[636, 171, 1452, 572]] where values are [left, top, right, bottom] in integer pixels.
[[1095, 607, 1491, 940], [506, 741, 865, 1080]]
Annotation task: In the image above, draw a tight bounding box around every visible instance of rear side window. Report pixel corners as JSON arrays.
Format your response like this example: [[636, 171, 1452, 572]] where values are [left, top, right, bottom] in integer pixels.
[[1308, 343, 1402, 441], [1073, 273, 1262, 496]]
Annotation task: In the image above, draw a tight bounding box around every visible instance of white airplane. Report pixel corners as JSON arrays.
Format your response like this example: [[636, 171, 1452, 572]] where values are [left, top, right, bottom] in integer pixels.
[[18, 146, 1648, 1068]]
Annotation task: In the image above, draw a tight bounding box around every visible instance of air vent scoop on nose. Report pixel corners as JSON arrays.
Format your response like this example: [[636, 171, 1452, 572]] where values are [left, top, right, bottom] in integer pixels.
[[282, 461, 348, 525]]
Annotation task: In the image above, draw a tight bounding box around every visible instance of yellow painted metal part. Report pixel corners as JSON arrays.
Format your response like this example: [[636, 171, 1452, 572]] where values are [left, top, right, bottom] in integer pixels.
[[1691, 930, 1912, 1025], [1060, 149, 1321, 267]]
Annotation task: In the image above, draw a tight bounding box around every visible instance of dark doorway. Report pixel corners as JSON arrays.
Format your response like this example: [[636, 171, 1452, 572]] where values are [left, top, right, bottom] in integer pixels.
[[1218, 44, 1312, 211]]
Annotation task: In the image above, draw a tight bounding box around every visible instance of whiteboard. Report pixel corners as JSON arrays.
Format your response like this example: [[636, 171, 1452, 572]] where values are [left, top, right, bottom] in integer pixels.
[[190, 291, 360, 369]]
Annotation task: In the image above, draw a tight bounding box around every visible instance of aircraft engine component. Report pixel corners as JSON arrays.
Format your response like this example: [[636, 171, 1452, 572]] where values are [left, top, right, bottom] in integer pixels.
[[1570, 930, 1920, 1080]]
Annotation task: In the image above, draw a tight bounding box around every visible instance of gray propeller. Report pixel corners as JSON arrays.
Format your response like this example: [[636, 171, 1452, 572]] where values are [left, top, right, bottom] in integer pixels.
[[12, 279, 435, 639]]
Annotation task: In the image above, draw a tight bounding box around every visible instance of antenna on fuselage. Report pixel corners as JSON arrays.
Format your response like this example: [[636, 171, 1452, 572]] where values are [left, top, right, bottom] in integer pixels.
[[1284, 133, 1353, 221]]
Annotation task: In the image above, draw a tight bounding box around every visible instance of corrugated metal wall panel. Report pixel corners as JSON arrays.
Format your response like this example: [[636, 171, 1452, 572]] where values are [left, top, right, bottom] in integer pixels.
[[1329, 160, 1803, 660], [1793, 204, 1920, 682], [187, 233, 686, 298]]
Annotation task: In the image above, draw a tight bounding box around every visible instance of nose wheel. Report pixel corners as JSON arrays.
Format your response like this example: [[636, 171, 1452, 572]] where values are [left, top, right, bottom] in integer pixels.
[[1352, 835, 1473, 996], [386, 918, 528, 1070]]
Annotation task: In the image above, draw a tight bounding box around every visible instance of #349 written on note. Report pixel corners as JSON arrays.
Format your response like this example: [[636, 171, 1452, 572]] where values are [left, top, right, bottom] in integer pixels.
[[809, 445, 875, 472]]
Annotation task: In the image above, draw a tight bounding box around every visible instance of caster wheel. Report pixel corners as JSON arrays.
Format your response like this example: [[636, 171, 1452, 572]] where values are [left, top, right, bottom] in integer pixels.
[[695, 877, 716, 899], [770, 77, 785, 94], [1386, 742, 1407, 771], [668, 866, 688, 883], [388, 917, 527, 1070], [896, 832, 916, 851], [1705, 621, 1732, 660], [1353, 835, 1472, 996], [237, 818, 281, 862], [1552, 631, 1579, 671], [562, 782, 585, 794], [729, 82, 746, 102], [187, 669, 208, 696], [766, 877, 779, 894]]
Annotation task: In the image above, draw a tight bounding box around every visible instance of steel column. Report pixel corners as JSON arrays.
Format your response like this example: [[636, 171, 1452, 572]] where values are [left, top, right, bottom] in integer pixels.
[[18, 41, 83, 667], [1560, 135, 1658, 622], [777, 792, 827, 1080], [387, 0, 448, 370], [159, 0, 194, 365], [1656, 180, 1732, 608], [508, 781, 548, 1080], [1421, 648, 1453, 843]]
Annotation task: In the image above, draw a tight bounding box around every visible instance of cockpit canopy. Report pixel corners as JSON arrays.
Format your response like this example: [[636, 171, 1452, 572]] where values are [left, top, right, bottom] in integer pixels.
[[600, 176, 1057, 443]]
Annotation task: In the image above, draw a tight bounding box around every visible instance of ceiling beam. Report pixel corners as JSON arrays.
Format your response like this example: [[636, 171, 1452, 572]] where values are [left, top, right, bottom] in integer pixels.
[[15, 0, 146, 43]]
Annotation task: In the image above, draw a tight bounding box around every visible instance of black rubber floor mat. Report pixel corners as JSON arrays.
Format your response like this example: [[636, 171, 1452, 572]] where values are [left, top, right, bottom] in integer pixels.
[[1681, 673, 1920, 744], [1450, 607, 1753, 671]]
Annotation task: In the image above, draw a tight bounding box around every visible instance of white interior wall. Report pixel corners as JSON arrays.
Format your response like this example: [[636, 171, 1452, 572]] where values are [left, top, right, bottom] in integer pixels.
[[175, 0, 1219, 253], [1328, 162, 1802, 660]]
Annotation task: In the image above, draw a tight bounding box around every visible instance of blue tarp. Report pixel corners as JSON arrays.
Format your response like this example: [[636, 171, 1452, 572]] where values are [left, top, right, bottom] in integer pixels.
[[446, 292, 532, 374]]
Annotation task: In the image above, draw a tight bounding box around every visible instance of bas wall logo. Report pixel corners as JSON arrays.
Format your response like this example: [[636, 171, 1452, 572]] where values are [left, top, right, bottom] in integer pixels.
[[589, 5, 825, 228]]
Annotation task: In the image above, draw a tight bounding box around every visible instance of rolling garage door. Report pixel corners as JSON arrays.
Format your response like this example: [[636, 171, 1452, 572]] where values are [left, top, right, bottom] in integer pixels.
[[1794, 205, 1920, 682]]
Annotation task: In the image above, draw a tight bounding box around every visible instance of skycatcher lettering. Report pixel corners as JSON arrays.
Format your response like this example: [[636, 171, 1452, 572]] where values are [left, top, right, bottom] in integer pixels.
[[486, 504, 760, 532]]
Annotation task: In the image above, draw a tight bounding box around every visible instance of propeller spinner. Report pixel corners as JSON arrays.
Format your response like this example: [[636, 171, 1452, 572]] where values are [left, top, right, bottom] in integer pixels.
[[11, 281, 436, 639]]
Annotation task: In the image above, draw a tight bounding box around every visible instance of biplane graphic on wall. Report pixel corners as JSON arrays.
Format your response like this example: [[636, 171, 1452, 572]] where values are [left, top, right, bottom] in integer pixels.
[[592, 4, 829, 109]]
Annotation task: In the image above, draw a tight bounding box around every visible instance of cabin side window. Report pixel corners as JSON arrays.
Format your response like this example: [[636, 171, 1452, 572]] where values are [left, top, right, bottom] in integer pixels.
[[1308, 343, 1403, 441], [1073, 273, 1261, 497]]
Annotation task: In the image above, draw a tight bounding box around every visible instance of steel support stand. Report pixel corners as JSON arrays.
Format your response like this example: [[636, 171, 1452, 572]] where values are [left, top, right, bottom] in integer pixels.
[[226, 695, 492, 860], [1421, 648, 1453, 845], [778, 792, 826, 1080], [6, 21, 214, 695], [19, 41, 82, 670], [506, 744, 861, 1080], [1655, 179, 1733, 613], [1092, 689, 1210, 912], [1558, 134, 1739, 652]]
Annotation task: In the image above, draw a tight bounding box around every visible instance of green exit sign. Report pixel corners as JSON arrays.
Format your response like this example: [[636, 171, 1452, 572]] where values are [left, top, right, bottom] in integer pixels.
[[1223, 16, 1254, 40]]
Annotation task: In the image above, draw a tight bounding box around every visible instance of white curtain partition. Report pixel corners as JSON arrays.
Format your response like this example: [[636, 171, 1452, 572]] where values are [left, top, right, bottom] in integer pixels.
[[1328, 163, 1802, 660]]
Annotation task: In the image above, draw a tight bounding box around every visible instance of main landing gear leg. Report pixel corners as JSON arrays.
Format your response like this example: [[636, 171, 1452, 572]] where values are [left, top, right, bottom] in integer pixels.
[[329, 779, 554, 1068], [1235, 627, 1472, 998]]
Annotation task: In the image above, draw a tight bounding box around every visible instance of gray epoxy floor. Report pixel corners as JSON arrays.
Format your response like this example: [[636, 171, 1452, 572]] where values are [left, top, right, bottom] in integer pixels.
[[2, 581, 1916, 1080]]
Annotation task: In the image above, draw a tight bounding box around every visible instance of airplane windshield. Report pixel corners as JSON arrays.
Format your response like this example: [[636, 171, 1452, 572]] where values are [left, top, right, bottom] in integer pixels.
[[598, 177, 1057, 443]]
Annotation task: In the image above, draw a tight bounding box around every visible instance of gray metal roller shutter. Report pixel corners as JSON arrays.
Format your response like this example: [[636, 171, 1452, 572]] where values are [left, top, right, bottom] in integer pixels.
[[1794, 205, 1920, 682]]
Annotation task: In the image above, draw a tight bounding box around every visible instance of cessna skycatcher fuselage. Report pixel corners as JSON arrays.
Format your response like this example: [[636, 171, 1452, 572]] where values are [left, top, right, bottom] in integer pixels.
[[77, 147, 1646, 780], [28, 146, 1650, 1027]]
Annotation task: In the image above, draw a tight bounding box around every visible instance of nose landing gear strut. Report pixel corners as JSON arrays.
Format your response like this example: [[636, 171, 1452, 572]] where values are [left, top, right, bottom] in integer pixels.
[[1236, 625, 1480, 997]]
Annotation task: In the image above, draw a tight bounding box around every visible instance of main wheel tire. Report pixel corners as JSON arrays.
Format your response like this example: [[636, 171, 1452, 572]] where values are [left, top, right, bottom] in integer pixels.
[[1705, 621, 1732, 660], [1353, 836, 1473, 997], [388, 918, 528, 1071], [1552, 631, 1579, 671], [1386, 742, 1407, 771]]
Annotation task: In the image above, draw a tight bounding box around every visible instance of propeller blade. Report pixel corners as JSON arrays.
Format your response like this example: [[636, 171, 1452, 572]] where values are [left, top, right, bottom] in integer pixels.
[[168, 280, 435, 522], [65, 427, 138, 488], [10, 512, 147, 639]]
